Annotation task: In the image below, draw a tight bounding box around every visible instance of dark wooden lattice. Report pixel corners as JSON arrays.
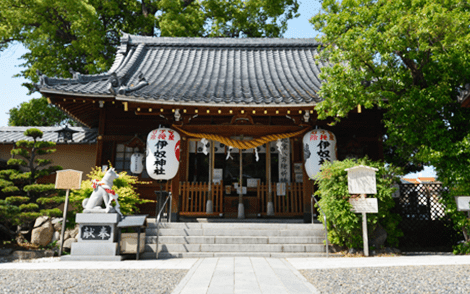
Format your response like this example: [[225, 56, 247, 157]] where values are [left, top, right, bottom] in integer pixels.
[[394, 183, 460, 250]]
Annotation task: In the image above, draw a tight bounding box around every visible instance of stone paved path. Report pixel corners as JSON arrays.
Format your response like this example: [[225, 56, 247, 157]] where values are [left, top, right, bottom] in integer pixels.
[[171, 257, 319, 294]]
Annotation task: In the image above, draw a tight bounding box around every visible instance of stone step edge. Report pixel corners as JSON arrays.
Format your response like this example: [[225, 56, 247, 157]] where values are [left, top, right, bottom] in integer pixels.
[[145, 241, 326, 245], [140, 252, 339, 259], [145, 229, 326, 235]]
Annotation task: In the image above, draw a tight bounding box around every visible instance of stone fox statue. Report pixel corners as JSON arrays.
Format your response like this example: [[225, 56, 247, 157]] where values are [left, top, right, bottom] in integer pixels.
[[82, 168, 122, 216]]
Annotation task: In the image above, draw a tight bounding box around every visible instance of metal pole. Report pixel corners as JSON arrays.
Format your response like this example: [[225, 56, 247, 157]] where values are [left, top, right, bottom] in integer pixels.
[[58, 189, 70, 257], [311, 196, 314, 224], [324, 214, 329, 258], [160, 183, 163, 219], [168, 191, 172, 223], [136, 227, 141, 260]]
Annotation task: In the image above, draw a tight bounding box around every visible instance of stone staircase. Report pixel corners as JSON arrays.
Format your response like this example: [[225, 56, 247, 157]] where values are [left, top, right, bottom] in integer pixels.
[[142, 220, 328, 259]]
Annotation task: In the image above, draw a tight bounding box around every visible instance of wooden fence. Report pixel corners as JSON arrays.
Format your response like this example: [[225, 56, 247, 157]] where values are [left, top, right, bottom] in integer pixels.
[[179, 182, 303, 215], [180, 182, 223, 214], [258, 183, 303, 215]]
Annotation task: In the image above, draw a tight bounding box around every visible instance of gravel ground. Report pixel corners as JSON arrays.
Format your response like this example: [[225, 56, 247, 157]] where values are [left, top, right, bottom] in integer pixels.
[[300, 265, 470, 294], [0, 269, 188, 294]]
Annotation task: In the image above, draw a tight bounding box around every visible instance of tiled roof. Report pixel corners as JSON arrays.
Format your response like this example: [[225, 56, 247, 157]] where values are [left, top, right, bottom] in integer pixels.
[[0, 127, 98, 144], [39, 33, 325, 107], [402, 177, 438, 184]]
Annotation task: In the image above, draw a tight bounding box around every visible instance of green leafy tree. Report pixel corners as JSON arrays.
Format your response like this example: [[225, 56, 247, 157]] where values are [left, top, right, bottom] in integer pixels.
[[8, 97, 76, 126], [0, 0, 299, 92], [311, 0, 470, 251], [2, 0, 299, 127], [68, 166, 153, 228], [314, 158, 403, 250], [0, 128, 63, 242]]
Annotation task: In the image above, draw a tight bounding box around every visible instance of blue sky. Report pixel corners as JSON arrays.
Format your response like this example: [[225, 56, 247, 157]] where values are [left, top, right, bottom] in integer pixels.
[[0, 1, 436, 178]]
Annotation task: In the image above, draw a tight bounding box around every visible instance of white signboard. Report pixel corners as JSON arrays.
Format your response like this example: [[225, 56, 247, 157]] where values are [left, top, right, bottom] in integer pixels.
[[213, 169, 223, 184], [345, 165, 378, 194], [455, 196, 470, 211], [277, 139, 291, 183], [303, 129, 337, 179], [247, 178, 260, 188], [277, 182, 286, 196], [236, 187, 247, 195], [349, 198, 378, 213]]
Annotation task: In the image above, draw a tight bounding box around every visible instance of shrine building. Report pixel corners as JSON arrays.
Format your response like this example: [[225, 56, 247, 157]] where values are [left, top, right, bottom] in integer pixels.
[[38, 33, 384, 221]]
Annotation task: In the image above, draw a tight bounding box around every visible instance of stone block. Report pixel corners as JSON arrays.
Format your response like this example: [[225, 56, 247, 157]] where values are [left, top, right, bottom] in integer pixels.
[[61, 255, 122, 261], [120, 233, 146, 254], [76, 213, 120, 224], [70, 242, 118, 256]]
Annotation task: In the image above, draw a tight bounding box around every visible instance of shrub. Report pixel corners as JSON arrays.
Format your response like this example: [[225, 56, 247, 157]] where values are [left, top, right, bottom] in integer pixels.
[[0, 128, 63, 243], [314, 157, 403, 250], [68, 166, 153, 228]]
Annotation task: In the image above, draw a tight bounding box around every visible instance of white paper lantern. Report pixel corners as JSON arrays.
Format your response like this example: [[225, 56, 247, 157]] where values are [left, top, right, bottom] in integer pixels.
[[303, 129, 337, 179], [146, 128, 181, 180], [130, 152, 144, 174]]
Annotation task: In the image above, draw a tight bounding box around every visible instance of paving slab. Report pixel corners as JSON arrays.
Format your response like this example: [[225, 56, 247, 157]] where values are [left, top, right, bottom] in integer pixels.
[[207, 258, 234, 294], [179, 258, 218, 294], [251, 257, 289, 294]]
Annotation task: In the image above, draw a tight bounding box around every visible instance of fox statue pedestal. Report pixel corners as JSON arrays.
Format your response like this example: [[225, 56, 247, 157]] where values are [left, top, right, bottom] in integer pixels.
[[61, 213, 122, 261]]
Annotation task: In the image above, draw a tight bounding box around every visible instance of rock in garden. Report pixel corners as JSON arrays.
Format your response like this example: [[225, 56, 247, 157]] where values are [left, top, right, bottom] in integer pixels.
[[31, 216, 54, 246], [63, 230, 71, 241], [63, 238, 77, 250], [51, 231, 60, 243], [52, 217, 63, 232], [70, 224, 79, 238]]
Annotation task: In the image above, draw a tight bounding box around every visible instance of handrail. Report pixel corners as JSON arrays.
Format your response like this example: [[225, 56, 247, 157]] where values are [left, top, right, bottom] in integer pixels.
[[312, 195, 329, 258], [156, 191, 172, 259]]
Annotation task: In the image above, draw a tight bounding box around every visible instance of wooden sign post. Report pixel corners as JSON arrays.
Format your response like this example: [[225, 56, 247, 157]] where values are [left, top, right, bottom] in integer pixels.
[[55, 169, 82, 256], [345, 165, 378, 257]]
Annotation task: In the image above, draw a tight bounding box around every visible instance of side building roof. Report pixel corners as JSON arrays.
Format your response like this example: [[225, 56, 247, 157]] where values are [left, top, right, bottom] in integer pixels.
[[0, 127, 98, 144], [38, 33, 325, 108]]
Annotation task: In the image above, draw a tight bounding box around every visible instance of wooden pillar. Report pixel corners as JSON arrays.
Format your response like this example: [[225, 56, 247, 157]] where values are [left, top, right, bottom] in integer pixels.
[[238, 149, 244, 218], [95, 107, 106, 167], [206, 140, 214, 214], [266, 142, 274, 216], [171, 173, 179, 221]]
